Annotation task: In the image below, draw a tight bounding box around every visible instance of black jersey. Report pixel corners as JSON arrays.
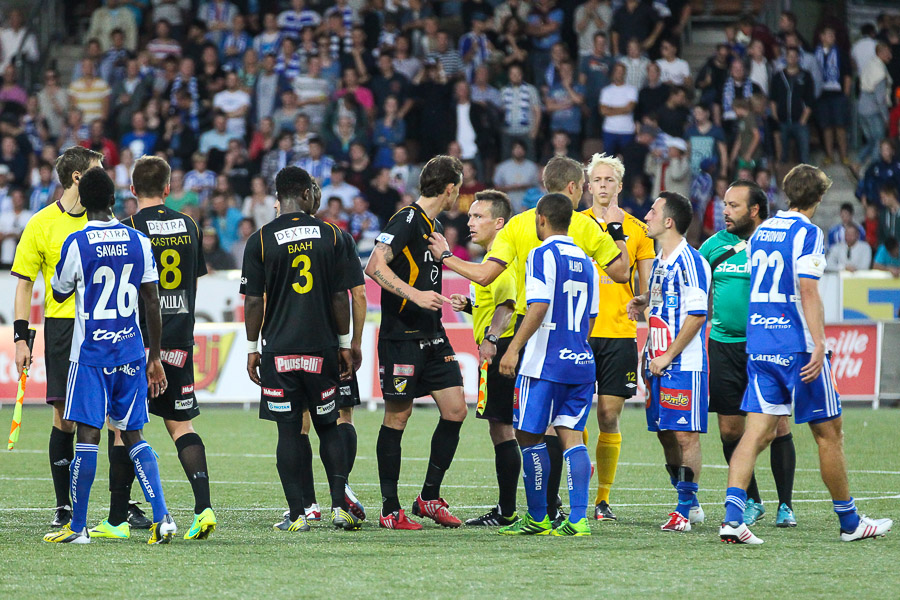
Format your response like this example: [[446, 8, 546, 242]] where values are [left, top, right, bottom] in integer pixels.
[[240, 212, 349, 353], [340, 231, 365, 290], [127, 205, 206, 348], [375, 203, 445, 340]]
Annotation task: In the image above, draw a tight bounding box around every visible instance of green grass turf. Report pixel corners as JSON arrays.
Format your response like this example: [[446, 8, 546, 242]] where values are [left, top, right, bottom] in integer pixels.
[[1, 405, 898, 598]]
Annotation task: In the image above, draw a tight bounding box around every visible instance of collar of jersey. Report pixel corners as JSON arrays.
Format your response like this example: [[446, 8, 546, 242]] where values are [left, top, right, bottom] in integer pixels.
[[775, 209, 811, 223], [56, 200, 86, 218], [660, 237, 688, 266], [86, 218, 121, 228], [540, 234, 574, 247]]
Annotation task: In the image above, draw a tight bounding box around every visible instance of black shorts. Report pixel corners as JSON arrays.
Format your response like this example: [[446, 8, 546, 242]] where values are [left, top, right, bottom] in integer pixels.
[[149, 347, 199, 421], [44, 318, 73, 404], [477, 336, 515, 424], [259, 351, 341, 424], [590, 337, 639, 398], [337, 371, 361, 410], [708, 339, 748, 416], [815, 91, 849, 128], [378, 335, 463, 402]]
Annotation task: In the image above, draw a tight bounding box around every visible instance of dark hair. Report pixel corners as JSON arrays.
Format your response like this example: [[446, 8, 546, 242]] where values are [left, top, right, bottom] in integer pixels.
[[132, 156, 171, 198], [473, 189, 512, 223], [659, 191, 692, 235], [885, 237, 899, 253], [536, 193, 573, 232], [861, 23, 876, 37], [55, 146, 103, 189], [783, 164, 832, 210], [78, 167, 115, 212], [543, 156, 584, 193], [840, 202, 855, 214], [275, 166, 313, 203], [419, 155, 463, 197], [880, 182, 898, 198], [727, 179, 769, 220]]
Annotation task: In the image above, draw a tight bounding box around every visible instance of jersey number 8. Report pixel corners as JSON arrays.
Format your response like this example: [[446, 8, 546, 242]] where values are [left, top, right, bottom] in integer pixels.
[[92, 264, 138, 320], [159, 249, 182, 289]]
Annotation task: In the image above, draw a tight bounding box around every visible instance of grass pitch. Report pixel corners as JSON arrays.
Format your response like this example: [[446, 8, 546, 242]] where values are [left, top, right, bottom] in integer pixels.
[[1, 405, 898, 599]]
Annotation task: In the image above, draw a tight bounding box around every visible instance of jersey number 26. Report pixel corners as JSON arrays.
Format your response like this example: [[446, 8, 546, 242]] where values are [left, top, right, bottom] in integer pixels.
[[92, 265, 138, 320]]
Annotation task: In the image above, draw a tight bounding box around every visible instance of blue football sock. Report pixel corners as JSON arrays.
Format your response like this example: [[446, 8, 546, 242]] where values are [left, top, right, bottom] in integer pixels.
[[521, 443, 549, 521], [676, 481, 699, 518], [70, 443, 98, 532], [833, 498, 860, 531], [563, 444, 591, 522], [129, 441, 169, 522], [724, 487, 748, 524]]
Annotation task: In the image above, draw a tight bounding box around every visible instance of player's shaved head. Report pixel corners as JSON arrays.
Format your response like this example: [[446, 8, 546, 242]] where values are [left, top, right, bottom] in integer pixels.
[[275, 166, 314, 212], [56, 146, 103, 189], [536, 193, 573, 234], [78, 167, 115, 212], [132, 156, 171, 199]]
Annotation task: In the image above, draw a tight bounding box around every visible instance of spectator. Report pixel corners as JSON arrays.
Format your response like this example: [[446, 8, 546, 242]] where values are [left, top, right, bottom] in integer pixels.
[[261, 132, 294, 191], [184, 152, 217, 204], [170, 58, 201, 131], [146, 19, 182, 63], [745, 39, 771, 96], [443, 225, 471, 265], [335, 67, 375, 122], [198, 0, 239, 46], [320, 164, 361, 211], [222, 140, 252, 198], [619, 37, 650, 90], [427, 30, 463, 78], [198, 42, 226, 97], [729, 98, 761, 171], [366, 166, 402, 226], [36, 69, 67, 141], [209, 191, 243, 251], [121, 112, 158, 159], [99, 29, 130, 86], [826, 225, 872, 272], [220, 13, 251, 72], [656, 85, 689, 137], [389, 144, 420, 196], [291, 113, 315, 158], [851, 23, 878, 73], [471, 65, 502, 110], [278, 0, 321, 40], [254, 13, 284, 58], [202, 226, 236, 271], [814, 26, 852, 166], [0, 64, 26, 112], [294, 56, 331, 132], [110, 59, 153, 138], [456, 160, 486, 220], [500, 63, 541, 160], [275, 36, 302, 81], [600, 62, 637, 157], [545, 61, 585, 149], [370, 54, 413, 119], [718, 58, 760, 142], [497, 16, 531, 72], [165, 168, 200, 212], [863, 203, 880, 251], [273, 89, 304, 136], [250, 54, 286, 127], [112, 148, 134, 192], [878, 184, 900, 242], [87, 0, 138, 51], [873, 237, 900, 277], [348, 194, 380, 255], [0, 136, 26, 187], [68, 59, 111, 124], [393, 35, 423, 83], [161, 112, 199, 171], [703, 176, 730, 238], [635, 61, 668, 122], [828, 202, 867, 248], [770, 46, 814, 166], [80, 119, 119, 167], [0, 187, 31, 267], [656, 37, 692, 88], [199, 112, 234, 154], [575, 0, 612, 58], [29, 161, 58, 211], [372, 97, 406, 168], [295, 137, 334, 186], [213, 72, 251, 138], [0, 9, 39, 71], [858, 43, 894, 166], [610, 0, 662, 57], [230, 217, 255, 267], [342, 26, 375, 80], [70, 38, 104, 83], [856, 140, 900, 206], [493, 139, 540, 211], [319, 195, 349, 230], [241, 175, 276, 228], [579, 33, 615, 137], [459, 14, 493, 81], [646, 136, 689, 200], [494, 0, 532, 34], [754, 167, 783, 214]]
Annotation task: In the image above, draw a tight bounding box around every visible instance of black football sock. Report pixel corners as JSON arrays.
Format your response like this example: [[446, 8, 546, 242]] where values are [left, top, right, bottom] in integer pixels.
[[298, 433, 317, 508], [544, 435, 563, 516], [338, 422, 358, 476], [276, 421, 306, 521], [107, 430, 134, 526], [770, 433, 796, 508], [377, 425, 403, 515], [494, 439, 520, 517], [421, 418, 462, 501], [314, 420, 348, 510], [723, 437, 761, 504], [49, 427, 75, 507], [175, 432, 211, 514]]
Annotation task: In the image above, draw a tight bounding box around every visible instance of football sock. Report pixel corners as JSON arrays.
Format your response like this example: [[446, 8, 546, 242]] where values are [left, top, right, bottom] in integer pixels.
[[421, 418, 462, 501], [564, 444, 591, 522], [666, 463, 678, 488], [49, 427, 75, 507], [107, 430, 134, 526], [377, 425, 403, 515], [129, 441, 168, 522], [298, 433, 317, 507], [313, 420, 348, 510], [594, 432, 622, 505], [275, 421, 305, 521], [724, 487, 747, 524], [544, 434, 563, 516], [833, 498, 860, 531], [675, 466, 697, 519], [338, 422, 358, 475], [494, 439, 520, 517], [770, 433, 795, 508], [69, 443, 98, 532], [722, 437, 761, 503], [175, 432, 211, 514], [521, 442, 550, 521]]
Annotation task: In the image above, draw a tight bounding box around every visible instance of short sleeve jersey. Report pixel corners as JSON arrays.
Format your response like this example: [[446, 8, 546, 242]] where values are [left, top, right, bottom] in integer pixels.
[[486, 208, 622, 317], [11, 201, 88, 319], [375, 204, 445, 340], [51, 220, 158, 366], [519, 236, 599, 384], [745, 211, 826, 354], [582, 208, 655, 338], [469, 253, 517, 345], [240, 212, 348, 353], [646, 238, 710, 372], [127, 205, 207, 348], [699, 230, 750, 343]]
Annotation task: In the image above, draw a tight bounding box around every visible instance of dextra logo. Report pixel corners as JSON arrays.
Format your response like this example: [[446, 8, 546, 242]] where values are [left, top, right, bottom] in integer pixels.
[[92, 326, 137, 343]]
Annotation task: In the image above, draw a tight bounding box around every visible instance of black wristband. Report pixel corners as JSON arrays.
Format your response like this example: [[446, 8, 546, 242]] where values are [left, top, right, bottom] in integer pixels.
[[607, 222, 626, 242], [439, 250, 453, 264], [13, 319, 29, 343]]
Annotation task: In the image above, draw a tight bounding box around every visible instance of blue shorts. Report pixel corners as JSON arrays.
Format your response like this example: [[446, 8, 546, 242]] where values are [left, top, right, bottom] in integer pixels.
[[513, 375, 593, 434], [63, 359, 149, 430], [645, 370, 708, 432], [741, 352, 841, 424]]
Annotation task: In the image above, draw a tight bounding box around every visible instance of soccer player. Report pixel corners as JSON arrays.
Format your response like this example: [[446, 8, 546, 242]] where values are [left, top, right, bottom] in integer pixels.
[[93, 156, 216, 541], [699, 180, 797, 528], [720, 165, 893, 544], [44, 167, 173, 544], [582, 153, 655, 521], [431, 156, 630, 525], [448, 190, 520, 527], [12, 146, 150, 530], [241, 166, 360, 532], [364, 155, 466, 530], [627, 192, 711, 533], [496, 193, 599, 537]]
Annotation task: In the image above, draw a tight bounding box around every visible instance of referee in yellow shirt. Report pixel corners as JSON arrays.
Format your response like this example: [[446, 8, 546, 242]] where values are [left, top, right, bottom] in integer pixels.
[[431, 156, 631, 526], [582, 154, 655, 521]]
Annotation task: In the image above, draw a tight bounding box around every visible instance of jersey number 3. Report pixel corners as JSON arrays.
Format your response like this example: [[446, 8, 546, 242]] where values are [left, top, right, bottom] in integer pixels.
[[92, 265, 138, 320], [292, 254, 313, 294]]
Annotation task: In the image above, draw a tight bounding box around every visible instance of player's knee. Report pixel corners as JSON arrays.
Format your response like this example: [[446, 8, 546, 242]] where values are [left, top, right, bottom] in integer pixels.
[[76, 425, 102, 446], [489, 423, 515, 445], [338, 407, 353, 424], [443, 402, 467, 422], [596, 407, 620, 431], [775, 416, 791, 437], [120, 429, 144, 448]]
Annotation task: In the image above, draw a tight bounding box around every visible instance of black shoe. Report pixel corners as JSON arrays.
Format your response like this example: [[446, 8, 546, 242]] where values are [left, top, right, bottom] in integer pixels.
[[465, 505, 519, 527], [51, 505, 72, 527], [594, 501, 618, 521], [549, 497, 567, 529], [127, 501, 153, 529]]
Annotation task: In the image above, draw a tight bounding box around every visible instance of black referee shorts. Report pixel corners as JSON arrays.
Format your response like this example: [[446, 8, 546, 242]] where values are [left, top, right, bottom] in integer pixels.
[[259, 351, 340, 425], [149, 347, 200, 421], [590, 337, 639, 398], [44, 317, 73, 405], [477, 336, 515, 424], [708, 339, 748, 416], [378, 335, 463, 402]]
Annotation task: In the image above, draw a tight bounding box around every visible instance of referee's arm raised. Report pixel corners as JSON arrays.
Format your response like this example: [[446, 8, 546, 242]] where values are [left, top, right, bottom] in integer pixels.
[[365, 242, 449, 311]]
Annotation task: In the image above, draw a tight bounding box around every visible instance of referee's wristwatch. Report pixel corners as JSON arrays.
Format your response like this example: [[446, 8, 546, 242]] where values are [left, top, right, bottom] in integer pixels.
[[439, 250, 453, 264], [484, 333, 499, 346]]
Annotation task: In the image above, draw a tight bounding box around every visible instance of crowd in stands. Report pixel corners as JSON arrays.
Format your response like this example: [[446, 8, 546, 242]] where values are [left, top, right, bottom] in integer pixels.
[[0, 1, 899, 277]]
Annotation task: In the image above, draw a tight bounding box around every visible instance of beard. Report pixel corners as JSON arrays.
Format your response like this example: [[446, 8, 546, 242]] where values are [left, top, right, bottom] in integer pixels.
[[726, 214, 754, 238]]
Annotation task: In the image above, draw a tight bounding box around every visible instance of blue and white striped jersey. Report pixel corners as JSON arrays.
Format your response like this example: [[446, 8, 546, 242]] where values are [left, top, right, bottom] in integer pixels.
[[646, 238, 710, 372], [277, 9, 322, 38], [746, 210, 826, 354], [51, 220, 158, 367], [520, 236, 599, 384]]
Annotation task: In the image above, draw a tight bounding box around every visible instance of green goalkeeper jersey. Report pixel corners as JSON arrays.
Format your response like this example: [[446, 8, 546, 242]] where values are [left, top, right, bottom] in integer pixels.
[[699, 230, 751, 343]]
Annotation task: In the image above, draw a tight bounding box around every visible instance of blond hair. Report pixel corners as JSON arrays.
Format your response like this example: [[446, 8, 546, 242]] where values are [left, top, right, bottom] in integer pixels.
[[586, 153, 625, 184]]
